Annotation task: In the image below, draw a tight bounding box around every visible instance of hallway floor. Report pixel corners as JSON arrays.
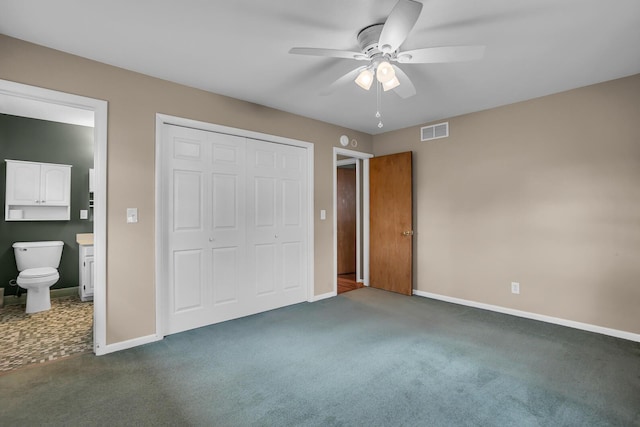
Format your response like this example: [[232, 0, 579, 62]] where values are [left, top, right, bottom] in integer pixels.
[[0, 296, 93, 373], [337, 273, 364, 294]]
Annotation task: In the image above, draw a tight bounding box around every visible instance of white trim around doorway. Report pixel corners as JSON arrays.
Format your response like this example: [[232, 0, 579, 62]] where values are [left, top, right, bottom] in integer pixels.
[[0, 79, 109, 355], [333, 147, 373, 295]]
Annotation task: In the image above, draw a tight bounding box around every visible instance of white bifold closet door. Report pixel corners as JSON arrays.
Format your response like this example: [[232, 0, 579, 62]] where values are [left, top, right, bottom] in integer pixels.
[[162, 124, 308, 335]]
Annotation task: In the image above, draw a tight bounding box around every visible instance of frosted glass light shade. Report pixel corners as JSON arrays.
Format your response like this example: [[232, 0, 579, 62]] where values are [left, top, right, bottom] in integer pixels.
[[355, 69, 374, 90], [376, 61, 395, 84], [382, 76, 400, 91]]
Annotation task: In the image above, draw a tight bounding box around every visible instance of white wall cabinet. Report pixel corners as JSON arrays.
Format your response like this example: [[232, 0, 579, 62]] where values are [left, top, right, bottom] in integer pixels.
[[5, 159, 71, 221], [79, 244, 94, 301]]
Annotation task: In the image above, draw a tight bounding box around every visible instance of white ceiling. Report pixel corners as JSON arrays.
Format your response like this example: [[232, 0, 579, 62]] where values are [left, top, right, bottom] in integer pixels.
[[1, 0, 639, 134]]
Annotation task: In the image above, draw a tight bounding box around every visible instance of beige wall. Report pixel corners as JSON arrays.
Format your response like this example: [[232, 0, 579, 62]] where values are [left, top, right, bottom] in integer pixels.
[[3, 33, 637, 342], [373, 74, 640, 334], [0, 35, 372, 344]]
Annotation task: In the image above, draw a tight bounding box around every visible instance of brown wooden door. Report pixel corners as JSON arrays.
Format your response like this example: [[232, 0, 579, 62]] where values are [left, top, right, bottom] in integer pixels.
[[337, 167, 357, 274], [369, 151, 413, 295]]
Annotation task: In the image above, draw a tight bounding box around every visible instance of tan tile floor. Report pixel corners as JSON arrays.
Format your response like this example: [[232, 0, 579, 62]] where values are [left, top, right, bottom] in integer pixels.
[[0, 296, 93, 372]]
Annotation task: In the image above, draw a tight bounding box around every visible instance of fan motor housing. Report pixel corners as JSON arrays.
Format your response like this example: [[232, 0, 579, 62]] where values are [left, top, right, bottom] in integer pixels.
[[357, 24, 384, 56]]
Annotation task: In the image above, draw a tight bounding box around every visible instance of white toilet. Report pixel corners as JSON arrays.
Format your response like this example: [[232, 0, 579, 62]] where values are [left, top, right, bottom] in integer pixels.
[[13, 241, 64, 314]]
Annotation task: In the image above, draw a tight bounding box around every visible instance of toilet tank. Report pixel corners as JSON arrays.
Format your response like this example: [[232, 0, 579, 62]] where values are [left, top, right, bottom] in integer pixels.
[[13, 241, 64, 271]]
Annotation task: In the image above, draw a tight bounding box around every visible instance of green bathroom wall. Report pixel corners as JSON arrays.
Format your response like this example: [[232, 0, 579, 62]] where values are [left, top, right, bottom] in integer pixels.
[[0, 113, 94, 296]]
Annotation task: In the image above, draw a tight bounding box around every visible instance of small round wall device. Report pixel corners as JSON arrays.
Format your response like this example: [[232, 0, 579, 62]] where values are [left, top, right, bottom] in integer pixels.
[[339, 135, 349, 147]]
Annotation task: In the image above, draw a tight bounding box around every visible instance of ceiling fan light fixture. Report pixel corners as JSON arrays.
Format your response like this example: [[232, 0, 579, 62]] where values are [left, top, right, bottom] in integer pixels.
[[376, 61, 395, 84], [382, 76, 400, 91], [355, 68, 374, 90]]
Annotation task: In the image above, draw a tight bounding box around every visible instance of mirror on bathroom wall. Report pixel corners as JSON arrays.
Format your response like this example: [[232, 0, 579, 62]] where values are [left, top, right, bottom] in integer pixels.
[[89, 168, 94, 208]]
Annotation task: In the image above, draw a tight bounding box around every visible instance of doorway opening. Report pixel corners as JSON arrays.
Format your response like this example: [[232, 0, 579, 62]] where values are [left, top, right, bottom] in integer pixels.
[[333, 147, 373, 295], [0, 79, 108, 356]]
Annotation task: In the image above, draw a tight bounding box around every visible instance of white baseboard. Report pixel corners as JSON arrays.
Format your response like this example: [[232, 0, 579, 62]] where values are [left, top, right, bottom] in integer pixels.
[[95, 333, 163, 356], [413, 290, 640, 343], [309, 291, 336, 302]]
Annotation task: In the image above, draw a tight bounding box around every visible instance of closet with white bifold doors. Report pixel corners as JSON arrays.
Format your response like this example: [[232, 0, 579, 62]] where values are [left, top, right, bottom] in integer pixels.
[[160, 123, 310, 335]]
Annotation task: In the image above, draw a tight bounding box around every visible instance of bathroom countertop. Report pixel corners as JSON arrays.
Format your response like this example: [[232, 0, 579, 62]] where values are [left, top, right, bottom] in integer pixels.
[[76, 233, 94, 246]]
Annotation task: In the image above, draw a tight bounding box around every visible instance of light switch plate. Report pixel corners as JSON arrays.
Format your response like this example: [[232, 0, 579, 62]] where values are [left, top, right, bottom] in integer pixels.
[[127, 208, 138, 223], [320, 209, 326, 220], [80, 210, 88, 220]]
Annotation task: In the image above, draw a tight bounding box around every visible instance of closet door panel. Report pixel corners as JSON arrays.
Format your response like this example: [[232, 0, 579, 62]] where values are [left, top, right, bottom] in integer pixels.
[[282, 179, 302, 227], [254, 243, 277, 296], [253, 177, 277, 229], [163, 125, 308, 336], [246, 139, 308, 309], [172, 249, 205, 313], [164, 126, 212, 334], [208, 133, 246, 321], [173, 170, 203, 232], [282, 242, 302, 291], [211, 247, 240, 306]]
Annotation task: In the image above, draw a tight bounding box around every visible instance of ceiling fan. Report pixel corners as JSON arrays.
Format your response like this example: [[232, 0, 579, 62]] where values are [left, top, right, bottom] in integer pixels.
[[289, 0, 485, 99]]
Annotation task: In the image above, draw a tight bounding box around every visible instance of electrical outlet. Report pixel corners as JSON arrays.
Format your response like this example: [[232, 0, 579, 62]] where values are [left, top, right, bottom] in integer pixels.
[[511, 282, 520, 294]]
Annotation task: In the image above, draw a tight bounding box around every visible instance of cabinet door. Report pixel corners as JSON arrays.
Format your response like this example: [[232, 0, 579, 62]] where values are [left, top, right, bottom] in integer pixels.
[[84, 255, 95, 297], [6, 161, 40, 205], [40, 164, 71, 205]]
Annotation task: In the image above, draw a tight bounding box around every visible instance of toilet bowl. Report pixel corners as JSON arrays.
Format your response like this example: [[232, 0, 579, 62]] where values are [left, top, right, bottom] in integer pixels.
[[13, 241, 64, 314], [17, 267, 60, 313]]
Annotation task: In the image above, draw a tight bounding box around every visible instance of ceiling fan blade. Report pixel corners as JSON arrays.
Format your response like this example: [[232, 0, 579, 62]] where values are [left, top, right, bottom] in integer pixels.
[[289, 47, 367, 61], [391, 65, 416, 99], [320, 66, 368, 96], [397, 46, 486, 63], [378, 0, 423, 53]]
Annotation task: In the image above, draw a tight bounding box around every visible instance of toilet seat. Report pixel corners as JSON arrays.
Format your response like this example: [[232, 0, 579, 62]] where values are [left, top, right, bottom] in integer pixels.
[[19, 267, 57, 279]]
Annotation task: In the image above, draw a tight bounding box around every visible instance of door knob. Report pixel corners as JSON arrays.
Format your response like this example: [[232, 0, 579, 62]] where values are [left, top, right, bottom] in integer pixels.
[[402, 230, 414, 236]]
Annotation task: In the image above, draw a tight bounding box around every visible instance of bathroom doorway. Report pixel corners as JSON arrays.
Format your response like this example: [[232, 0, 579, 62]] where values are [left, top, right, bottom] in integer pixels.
[[0, 79, 107, 359]]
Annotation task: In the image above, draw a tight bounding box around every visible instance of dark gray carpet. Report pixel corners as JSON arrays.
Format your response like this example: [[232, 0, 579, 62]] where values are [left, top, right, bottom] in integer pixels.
[[1, 288, 638, 426]]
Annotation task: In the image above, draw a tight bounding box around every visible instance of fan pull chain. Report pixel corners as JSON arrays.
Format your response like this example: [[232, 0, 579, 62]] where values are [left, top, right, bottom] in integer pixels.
[[376, 81, 383, 128]]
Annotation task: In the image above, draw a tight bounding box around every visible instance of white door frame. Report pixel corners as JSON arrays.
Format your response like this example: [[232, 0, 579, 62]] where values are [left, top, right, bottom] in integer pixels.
[[333, 147, 373, 294], [0, 79, 109, 355], [155, 114, 315, 336]]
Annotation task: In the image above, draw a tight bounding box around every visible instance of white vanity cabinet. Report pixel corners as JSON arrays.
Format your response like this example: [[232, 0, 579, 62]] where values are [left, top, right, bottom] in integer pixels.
[[5, 159, 72, 221], [78, 243, 94, 302]]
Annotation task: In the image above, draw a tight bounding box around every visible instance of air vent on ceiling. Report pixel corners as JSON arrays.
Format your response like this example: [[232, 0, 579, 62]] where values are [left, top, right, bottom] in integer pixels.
[[421, 122, 449, 141]]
